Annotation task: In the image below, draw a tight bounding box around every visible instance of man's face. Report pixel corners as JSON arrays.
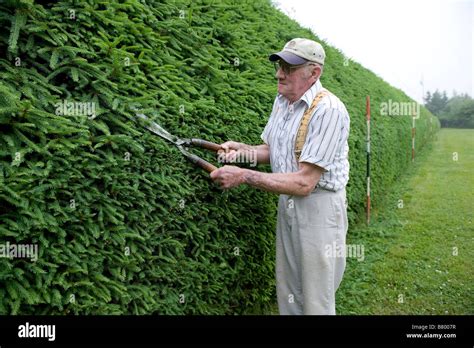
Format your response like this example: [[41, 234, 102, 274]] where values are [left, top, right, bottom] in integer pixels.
[[275, 60, 319, 103]]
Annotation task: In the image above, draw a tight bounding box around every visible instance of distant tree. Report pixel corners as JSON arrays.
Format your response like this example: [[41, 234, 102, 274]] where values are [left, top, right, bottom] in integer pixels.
[[442, 91, 449, 106], [424, 91, 432, 105], [425, 89, 448, 115], [437, 94, 474, 128]]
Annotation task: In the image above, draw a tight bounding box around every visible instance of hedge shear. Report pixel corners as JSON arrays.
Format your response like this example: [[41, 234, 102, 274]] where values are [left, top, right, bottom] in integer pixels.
[[137, 113, 222, 173]]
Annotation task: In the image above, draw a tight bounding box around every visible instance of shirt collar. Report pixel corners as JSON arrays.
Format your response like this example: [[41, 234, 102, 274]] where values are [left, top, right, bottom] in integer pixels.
[[300, 80, 323, 107]]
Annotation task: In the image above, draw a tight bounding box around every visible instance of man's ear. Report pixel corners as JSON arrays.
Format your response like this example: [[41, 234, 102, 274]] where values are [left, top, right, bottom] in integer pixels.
[[312, 65, 322, 80]]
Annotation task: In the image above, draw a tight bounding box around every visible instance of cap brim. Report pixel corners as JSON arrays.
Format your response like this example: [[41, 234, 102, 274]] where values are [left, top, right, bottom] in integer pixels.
[[269, 51, 307, 65]]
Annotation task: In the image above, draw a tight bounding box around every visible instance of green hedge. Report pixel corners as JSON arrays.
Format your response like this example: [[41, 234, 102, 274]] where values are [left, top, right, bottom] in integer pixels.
[[0, 0, 438, 314]]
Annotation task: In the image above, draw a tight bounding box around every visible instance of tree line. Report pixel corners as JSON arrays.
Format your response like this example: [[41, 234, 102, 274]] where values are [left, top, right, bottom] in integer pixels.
[[424, 90, 474, 128]]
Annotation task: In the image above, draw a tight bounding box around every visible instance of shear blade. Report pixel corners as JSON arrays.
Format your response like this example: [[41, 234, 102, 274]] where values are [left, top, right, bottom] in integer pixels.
[[137, 113, 180, 145]]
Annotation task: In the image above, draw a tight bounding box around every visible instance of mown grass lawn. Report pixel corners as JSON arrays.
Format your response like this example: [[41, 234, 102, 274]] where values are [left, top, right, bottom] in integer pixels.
[[337, 128, 474, 315]]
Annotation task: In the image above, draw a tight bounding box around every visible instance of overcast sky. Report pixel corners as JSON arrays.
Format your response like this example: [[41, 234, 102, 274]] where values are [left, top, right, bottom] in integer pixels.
[[274, 0, 473, 103]]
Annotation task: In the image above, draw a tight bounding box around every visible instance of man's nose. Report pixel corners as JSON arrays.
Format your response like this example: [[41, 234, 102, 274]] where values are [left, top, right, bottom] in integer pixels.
[[276, 68, 285, 79]]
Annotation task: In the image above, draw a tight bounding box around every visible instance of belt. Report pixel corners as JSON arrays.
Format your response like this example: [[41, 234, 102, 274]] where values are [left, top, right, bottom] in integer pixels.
[[313, 185, 338, 193]]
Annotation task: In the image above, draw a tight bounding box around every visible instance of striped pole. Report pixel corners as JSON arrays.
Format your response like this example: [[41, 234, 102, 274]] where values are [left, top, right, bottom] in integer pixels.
[[366, 95, 371, 225], [412, 116, 416, 162]]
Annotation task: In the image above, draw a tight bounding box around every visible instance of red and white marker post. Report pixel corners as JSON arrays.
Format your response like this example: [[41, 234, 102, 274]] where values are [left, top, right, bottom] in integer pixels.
[[366, 95, 371, 225], [412, 116, 416, 162]]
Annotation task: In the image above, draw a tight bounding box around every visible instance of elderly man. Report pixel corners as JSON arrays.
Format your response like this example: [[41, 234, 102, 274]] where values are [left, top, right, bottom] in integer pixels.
[[210, 38, 350, 315]]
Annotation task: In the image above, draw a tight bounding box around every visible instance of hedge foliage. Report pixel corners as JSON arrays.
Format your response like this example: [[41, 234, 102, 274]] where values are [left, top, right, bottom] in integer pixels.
[[0, 0, 438, 314]]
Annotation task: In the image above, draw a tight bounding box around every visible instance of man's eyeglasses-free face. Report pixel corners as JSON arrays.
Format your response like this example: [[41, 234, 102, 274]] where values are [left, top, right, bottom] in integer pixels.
[[273, 60, 316, 75]]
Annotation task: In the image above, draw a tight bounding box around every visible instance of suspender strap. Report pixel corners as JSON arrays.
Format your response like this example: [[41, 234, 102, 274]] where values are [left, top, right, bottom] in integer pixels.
[[295, 90, 331, 161]]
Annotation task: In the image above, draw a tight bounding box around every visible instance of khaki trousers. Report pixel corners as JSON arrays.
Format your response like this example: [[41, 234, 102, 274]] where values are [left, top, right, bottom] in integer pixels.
[[276, 188, 348, 315]]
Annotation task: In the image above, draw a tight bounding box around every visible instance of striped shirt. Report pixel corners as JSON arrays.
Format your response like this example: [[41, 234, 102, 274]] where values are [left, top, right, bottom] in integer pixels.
[[260, 80, 350, 192]]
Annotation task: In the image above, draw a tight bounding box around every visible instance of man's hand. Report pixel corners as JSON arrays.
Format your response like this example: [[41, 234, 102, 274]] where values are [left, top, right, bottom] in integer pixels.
[[217, 141, 268, 166], [210, 165, 246, 189], [217, 141, 245, 164]]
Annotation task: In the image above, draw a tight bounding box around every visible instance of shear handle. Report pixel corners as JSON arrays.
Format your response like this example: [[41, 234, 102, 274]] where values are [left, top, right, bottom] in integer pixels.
[[188, 138, 222, 152], [184, 153, 218, 173]]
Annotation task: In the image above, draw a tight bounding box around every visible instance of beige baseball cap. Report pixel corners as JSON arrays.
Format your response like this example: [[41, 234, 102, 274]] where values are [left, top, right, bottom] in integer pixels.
[[269, 38, 325, 65]]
